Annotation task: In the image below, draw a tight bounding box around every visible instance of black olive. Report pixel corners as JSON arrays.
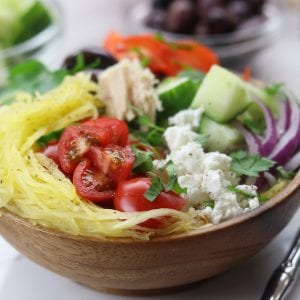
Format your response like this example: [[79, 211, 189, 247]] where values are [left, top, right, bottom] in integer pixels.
[[152, 0, 173, 9], [63, 48, 117, 72], [194, 22, 209, 35], [195, 0, 224, 20], [146, 9, 167, 29], [206, 7, 237, 34], [165, 0, 197, 33], [227, 1, 251, 21], [247, 0, 265, 14]]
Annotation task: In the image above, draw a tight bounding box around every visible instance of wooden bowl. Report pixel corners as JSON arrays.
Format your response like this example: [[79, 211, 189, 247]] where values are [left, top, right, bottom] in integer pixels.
[[0, 171, 299, 294]]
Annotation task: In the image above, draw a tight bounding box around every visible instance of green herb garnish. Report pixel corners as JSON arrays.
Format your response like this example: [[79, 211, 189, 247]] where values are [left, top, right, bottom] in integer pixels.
[[67, 53, 102, 75], [136, 114, 164, 132], [264, 83, 284, 97], [36, 129, 64, 148], [230, 151, 275, 177], [202, 200, 215, 209], [227, 185, 255, 198], [130, 106, 166, 147], [131, 145, 154, 174], [130, 47, 151, 67], [144, 160, 187, 202], [165, 160, 187, 194], [154, 32, 165, 42], [0, 60, 67, 106], [143, 177, 164, 202]]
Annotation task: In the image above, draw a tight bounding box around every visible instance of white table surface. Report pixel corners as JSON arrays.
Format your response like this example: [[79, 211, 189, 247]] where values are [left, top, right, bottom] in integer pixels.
[[1, 0, 300, 299]]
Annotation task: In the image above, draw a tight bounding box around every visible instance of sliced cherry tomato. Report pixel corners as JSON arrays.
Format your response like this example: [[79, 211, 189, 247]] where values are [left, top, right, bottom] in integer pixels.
[[73, 159, 114, 203], [57, 125, 112, 174], [58, 118, 129, 174], [43, 143, 59, 165], [103, 32, 219, 76], [83, 118, 128, 146], [114, 178, 187, 228], [87, 145, 134, 185]]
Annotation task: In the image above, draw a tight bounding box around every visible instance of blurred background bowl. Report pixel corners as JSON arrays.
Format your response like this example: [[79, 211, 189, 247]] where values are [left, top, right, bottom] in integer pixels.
[[125, 1, 282, 68], [0, 0, 63, 84]]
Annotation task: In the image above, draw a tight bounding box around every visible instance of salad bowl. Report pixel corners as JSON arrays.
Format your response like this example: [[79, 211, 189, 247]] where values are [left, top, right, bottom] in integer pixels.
[[0, 32, 299, 294], [0, 171, 299, 293]]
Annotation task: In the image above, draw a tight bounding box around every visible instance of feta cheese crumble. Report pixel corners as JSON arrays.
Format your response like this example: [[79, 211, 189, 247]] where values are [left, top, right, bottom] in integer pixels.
[[163, 126, 199, 152], [168, 108, 204, 130], [154, 140, 260, 224]]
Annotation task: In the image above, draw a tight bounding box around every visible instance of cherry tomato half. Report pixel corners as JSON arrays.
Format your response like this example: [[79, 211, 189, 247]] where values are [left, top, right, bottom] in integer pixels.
[[73, 159, 115, 203], [87, 145, 134, 185], [57, 118, 129, 174], [114, 178, 187, 228], [83, 117, 128, 146], [57, 125, 110, 174]]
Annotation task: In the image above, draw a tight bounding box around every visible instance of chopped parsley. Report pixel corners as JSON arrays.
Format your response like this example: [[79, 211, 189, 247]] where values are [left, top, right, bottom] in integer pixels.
[[143, 177, 164, 202], [36, 129, 64, 148], [230, 151, 275, 177], [130, 107, 166, 147], [154, 32, 165, 42], [130, 47, 151, 67], [227, 185, 255, 198], [0, 60, 67, 106], [264, 83, 284, 97], [144, 160, 187, 202], [165, 160, 187, 194], [131, 145, 154, 174], [202, 200, 215, 209], [67, 52, 102, 75]]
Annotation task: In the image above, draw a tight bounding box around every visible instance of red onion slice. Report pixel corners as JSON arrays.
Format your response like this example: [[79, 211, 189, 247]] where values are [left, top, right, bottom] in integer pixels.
[[269, 97, 300, 165], [284, 150, 300, 171], [235, 121, 261, 154], [253, 97, 278, 156], [277, 98, 291, 137]]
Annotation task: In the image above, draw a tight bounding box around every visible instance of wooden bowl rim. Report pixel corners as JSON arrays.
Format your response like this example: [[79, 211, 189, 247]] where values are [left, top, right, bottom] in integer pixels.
[[1, 170, 300, 244]]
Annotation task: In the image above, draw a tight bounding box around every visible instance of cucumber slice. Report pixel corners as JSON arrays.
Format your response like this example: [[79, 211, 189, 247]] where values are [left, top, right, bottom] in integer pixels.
[[199, 115, 245, 153], [191, 65, 252, 123], [157, 77, 199, 118]]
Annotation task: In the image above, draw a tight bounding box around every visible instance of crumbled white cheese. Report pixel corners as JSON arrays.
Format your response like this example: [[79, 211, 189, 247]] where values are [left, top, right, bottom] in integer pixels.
[[153, 141, 260, 224], [163, 126, 199, 152], [168, 108, 204, 130], [235, 184, 257, 197], [98, 59, 162, 121]]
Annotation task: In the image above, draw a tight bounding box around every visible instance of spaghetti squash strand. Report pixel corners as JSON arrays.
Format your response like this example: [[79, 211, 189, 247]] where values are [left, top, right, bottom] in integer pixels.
[[0, 74, 208, 240]]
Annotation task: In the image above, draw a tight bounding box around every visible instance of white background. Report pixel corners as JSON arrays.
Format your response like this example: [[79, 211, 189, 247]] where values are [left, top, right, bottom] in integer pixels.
[[1, 0, 300, 299]]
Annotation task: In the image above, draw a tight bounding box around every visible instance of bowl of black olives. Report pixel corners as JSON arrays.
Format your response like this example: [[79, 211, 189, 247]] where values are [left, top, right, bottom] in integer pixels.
[[125, 0, 282, 67]]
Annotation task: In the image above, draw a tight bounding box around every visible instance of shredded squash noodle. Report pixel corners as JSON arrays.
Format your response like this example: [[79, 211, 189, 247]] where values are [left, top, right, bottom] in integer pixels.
[[0, 74, 208, 240]]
